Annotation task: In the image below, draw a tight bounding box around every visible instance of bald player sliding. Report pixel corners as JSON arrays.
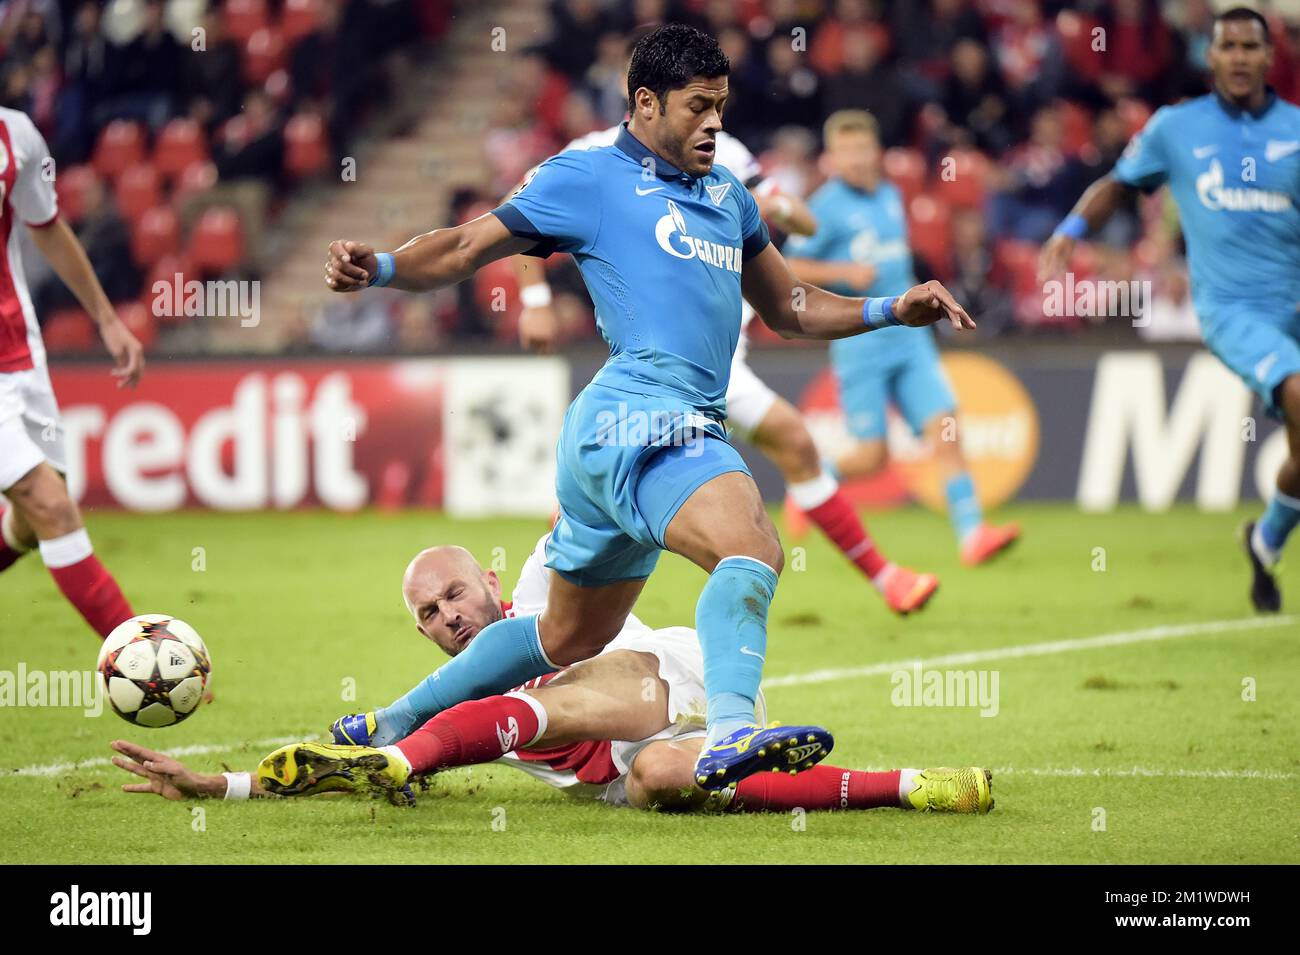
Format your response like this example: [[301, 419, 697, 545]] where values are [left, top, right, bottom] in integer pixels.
[[109, 534, 994, 816]]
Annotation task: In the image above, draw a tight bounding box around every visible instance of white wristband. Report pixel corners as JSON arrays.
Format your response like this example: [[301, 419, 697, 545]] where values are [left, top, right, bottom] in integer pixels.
[[520, 282, 553, 308], [222, 772, 252, 800]]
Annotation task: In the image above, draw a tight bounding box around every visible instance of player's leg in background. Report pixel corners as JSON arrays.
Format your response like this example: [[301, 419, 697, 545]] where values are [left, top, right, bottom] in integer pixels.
[[1249, 373, 1300, 605], [388, 649, 673, 776], [2, 461, 134, 638], [623, 738, 992, 814], [756, 398, 938, 613]]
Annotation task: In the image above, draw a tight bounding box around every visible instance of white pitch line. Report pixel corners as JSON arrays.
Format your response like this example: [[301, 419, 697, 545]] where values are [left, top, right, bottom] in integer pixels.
[[763, 614, 1297, 689], [8, 734, 314, 778], [9, 615, 1296, 780], [855, 765, 1296, 781]]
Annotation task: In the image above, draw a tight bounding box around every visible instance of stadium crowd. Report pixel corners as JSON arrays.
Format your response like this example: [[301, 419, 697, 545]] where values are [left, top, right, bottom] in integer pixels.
[[3, 0, 1298, 353]]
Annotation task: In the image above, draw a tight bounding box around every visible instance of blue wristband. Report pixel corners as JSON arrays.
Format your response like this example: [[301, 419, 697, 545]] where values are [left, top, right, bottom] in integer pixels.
[[368, 252, 395, 287], [1053, 213, 1088, 241], [863, 296, 900, 330]]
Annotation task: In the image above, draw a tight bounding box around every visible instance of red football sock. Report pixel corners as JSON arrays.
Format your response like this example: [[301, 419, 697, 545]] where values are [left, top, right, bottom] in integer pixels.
[[730, 765, 902, 812], [40, 529, 133, 639], [395, 694, 542, 774], [805, 489, 889, 578]]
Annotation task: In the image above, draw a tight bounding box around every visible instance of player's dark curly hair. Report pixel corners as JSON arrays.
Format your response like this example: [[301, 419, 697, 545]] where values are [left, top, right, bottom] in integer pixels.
[[626, 24, 730, 116]]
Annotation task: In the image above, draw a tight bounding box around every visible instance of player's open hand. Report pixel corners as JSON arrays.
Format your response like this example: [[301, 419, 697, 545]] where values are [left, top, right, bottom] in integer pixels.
[[326, 239, 378, 292], [1037, 233, 1074, 283], [98, 315, 144, 388], [520, 305, 560, 353], [894, 280, 976, 331], [111, 740, 208, 800]]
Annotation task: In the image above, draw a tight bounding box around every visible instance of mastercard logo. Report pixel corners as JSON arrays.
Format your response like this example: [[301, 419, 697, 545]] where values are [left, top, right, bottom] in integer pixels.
[[798, 352, 1040, 511]]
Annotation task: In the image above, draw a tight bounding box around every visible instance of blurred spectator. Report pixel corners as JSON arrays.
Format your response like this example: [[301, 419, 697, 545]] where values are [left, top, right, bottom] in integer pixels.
[[939, 38, 1014, 155], [33, 174, 139, 316], [947, 207, 1013, 336], [57, 1, 110, 161], [180, 90, 284, 268], [759, 34, 821, 142], [809, 0, 890, 76], [820, 25, 912, 146], [183, 9, 242, 134], [543, 0, 609, 80], [97, 0, 182, 131], [987, 103, 1087, 243], [989, 0, 1064, 111], [291, 0, 373, 163], [483, 96, 555, 197], [894, 0, 988, 89], [586, 31, 633, 125]]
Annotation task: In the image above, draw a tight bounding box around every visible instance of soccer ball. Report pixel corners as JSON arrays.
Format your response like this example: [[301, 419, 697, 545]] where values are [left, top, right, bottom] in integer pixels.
[[97, 614, 212, 727]]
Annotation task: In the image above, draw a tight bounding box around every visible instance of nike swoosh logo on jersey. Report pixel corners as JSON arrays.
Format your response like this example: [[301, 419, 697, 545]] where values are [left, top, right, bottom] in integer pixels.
[[635, 185, 665, 195], [739, 646, 765, 661], [1265, 140, 1300, 162], [1192, 145, 1219, 159], [1255, 352, 1279, 382]]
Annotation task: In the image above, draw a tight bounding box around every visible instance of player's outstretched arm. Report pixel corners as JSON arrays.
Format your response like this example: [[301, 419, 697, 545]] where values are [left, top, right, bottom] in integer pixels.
[[742, 242, 975, 340], [110, 740, 265, 800], [28, 219, 144, 387], [325, 213, 537, 295], [756, 190, 818, 237], [1037, 174, 1132, 281]]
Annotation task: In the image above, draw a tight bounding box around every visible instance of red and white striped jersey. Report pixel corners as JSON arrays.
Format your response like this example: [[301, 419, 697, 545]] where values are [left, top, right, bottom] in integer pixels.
[[0, 107, 59, 373]]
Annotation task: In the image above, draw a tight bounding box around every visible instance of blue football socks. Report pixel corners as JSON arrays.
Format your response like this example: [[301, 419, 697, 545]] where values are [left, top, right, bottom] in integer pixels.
[[944, 472, 983, 545], [697, 556, 778, 747], [373, 613, 552, 746]]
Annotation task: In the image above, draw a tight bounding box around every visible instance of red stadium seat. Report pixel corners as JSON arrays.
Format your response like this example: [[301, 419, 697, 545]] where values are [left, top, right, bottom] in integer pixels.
[[281, 0, 321, 45], [131, 206, 180, 269], [907, 193, 953, 277], [284, 113, 329, 178], [116, 302, 157, 352], [242, 26, 287, 85], [41, 309, 97, 352], [883, 147, 926, 205], [172, 160, 218, 206], [188, 207, 245, 274], [224, 0, 269, 44], [113, 165, 162, 226], [934, 149, 990, 210], [54, 164, 99, 225], [153, 118, 209, 179], [92, 120, 147, 180]]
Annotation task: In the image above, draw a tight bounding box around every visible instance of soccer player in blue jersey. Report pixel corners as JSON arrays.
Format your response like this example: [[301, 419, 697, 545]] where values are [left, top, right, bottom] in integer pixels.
[[785, 110, 1021, 568], [1039, 6, 1300, 613], [322, 25, 975, 790]]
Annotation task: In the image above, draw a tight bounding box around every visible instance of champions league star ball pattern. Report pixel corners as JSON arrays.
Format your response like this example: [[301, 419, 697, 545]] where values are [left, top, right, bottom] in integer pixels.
[[97, 615, 211, 727]]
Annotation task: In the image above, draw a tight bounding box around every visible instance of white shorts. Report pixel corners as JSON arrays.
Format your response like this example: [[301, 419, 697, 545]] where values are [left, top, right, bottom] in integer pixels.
[[497, 625, 766, 808], [601, 626, 766, 807], [0, 365, 65, 490], [726, 337, 779, 439]]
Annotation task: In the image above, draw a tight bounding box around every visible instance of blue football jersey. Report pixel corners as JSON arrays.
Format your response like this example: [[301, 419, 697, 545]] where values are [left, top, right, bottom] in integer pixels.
[[784, 176, 929, 364], [492, 123, 770, 418], [1113, 92, 1300, 312]]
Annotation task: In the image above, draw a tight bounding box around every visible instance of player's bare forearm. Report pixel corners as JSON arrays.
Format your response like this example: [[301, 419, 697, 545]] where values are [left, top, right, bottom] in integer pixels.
[[30, 218, 144, 385], [743, 244, 974, 339], [110, 740, 268, 800], [28, 218, 115, 323], [326, 214, 535, 294], [1072, 175, 1130, 230], [1038, 175, 1132, 280]]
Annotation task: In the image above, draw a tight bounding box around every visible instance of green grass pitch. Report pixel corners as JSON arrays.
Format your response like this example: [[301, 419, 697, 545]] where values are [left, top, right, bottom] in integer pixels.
[[1, 504, 1296, 864]]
